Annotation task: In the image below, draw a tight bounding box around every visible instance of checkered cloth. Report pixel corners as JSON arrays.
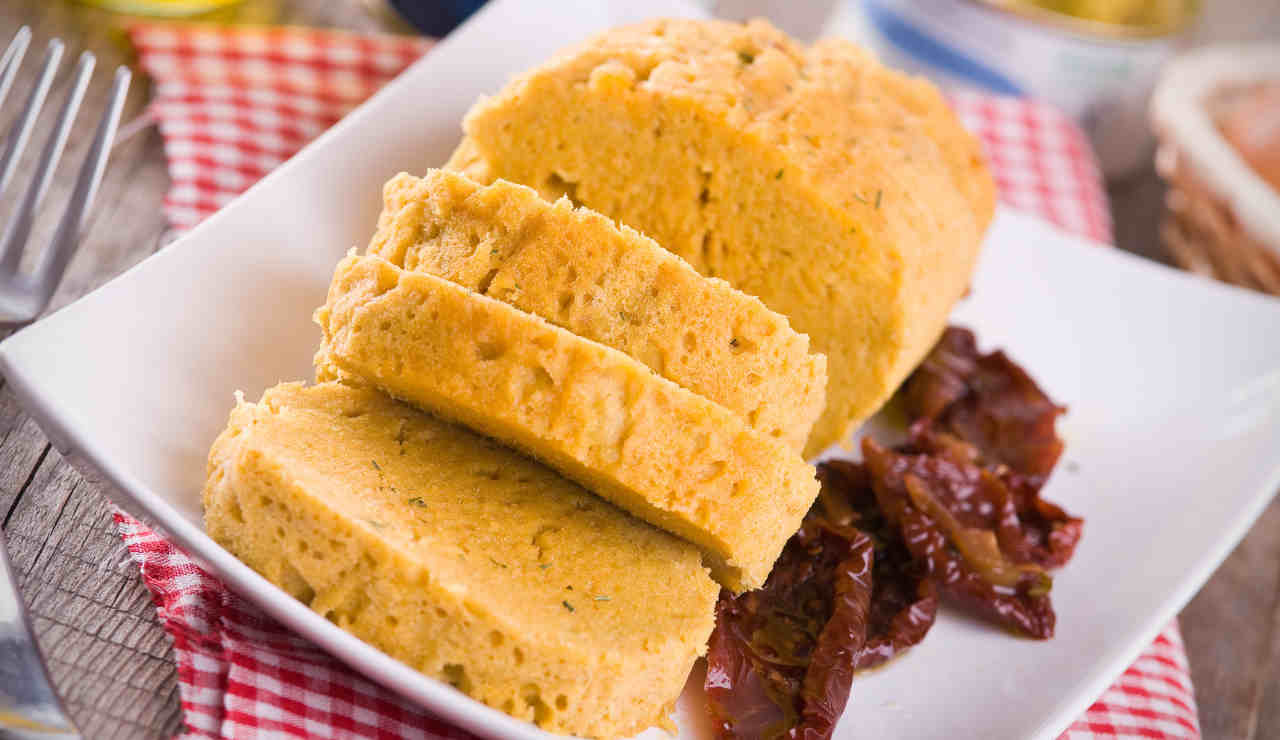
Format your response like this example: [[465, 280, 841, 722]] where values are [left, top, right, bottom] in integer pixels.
[[948, 88, 1113, 244], [128, 24, 432, 230], [119, 22, 1198, 740]]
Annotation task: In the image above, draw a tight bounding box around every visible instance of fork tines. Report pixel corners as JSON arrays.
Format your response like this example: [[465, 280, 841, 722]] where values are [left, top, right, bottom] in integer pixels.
[[0, 25, 131, 325]]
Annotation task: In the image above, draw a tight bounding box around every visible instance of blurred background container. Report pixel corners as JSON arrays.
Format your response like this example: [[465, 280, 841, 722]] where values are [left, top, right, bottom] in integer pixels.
[[847, 0, 1198, 179], [1151, 45, 1280, 293], [823, 0, 1280, 269], [77, 0, 245, 16]]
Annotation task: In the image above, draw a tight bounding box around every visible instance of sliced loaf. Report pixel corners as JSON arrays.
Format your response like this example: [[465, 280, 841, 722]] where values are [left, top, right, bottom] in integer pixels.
[[448, 18, 995, 457], [203, 381, 718, 738], [314, 253, 819, 591], [368, 169, 826, 453]]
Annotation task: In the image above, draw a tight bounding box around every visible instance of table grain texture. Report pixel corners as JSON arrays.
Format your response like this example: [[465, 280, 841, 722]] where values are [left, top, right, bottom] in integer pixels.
[[1, 1, 1278, 738]]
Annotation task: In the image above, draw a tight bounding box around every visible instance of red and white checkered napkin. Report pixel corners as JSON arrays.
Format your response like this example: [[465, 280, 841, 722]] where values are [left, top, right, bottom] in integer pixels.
[[127, 24, 432, 230], [947, 88, 1114, 244], [119, 22, 1198, 740]]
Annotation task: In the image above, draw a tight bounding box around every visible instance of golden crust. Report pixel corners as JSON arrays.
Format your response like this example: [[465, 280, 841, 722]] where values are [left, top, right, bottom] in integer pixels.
[[368, 169, 827, 453], [315, 254, 819, 591], [203, 382, 718, 739], [450, 17, 995, 456]]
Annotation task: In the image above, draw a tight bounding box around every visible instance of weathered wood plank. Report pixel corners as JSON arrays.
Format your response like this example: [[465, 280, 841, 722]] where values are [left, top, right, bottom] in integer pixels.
[[1106, 167, 1171, 264], [1179, 495, 1280, 740], [0, 383, 51, 523], [1253, 605, 1280, 740], [6, 448, 184, 739]]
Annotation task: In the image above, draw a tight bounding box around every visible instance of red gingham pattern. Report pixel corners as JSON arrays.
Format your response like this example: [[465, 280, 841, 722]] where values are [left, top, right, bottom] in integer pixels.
[[120, 23, 1198, 740], [127, 23, 432, 230], [949, 88, 1114, 245], [115, 513, 481, 740]]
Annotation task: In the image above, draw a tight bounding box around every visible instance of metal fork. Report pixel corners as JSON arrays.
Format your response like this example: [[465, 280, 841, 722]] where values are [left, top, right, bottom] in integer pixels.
[[1, 25, 132, 739], [1, 528, 77, 739], [0, 25, 130, 327]]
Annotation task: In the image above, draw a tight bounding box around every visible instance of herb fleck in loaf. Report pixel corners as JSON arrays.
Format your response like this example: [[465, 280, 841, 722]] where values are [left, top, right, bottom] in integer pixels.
[[203, 382, 718, 738], [368, 168, 826, 453], [449, 18, 995, 457], [315, 254, 819, 591]]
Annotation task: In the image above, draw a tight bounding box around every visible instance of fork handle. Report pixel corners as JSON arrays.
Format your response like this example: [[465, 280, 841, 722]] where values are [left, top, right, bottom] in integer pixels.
[[0, 528, 80, 739]]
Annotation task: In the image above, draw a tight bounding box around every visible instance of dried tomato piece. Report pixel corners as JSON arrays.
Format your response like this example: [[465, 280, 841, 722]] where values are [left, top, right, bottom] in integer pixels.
[[904, 326, 1066, 483], [705, 461, 942, 740], [705, 597, 797, 738], [815, 460, 938, 671], [705, 518, 872, 740], [1014, 485, 1084, 569], [705, 325, 1081, 737], [902, 325, 1082, 568], [905, 422, 1083, 569], [862, 437, 1057, 639], [902, 324, 980, 420], [798, 529, 873, 739]]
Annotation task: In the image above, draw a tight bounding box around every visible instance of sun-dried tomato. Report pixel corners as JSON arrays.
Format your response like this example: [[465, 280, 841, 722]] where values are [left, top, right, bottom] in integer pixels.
[[901, 324, 978, 419], [706, 461, 939, 739], [706, 517, 872, 739], [862, 437, 1057, 639], [901, 326, 1083, 569], [903, 326, 1065, 484], [904, 422, 1082, 569], [798, 528, 873, 739], [815, 460, 938, 671], [705, 325, 1082, 737]]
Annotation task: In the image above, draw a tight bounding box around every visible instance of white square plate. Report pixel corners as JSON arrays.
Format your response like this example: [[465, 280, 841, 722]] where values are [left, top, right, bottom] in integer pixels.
[[3, 1, 1280, 738]]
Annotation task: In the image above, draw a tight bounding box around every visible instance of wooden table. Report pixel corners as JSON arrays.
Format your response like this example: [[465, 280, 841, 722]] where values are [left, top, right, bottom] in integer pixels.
[[1, 2, 1278, 738]]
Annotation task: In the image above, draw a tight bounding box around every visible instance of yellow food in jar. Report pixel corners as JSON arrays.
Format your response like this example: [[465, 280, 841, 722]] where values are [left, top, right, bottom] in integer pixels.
[[1007, 0, 1196, 31]]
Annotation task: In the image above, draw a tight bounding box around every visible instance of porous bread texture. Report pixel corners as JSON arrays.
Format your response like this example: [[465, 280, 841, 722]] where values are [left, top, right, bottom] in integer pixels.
[[203, 382, 718, 739], [447, 17, 996, 458], [368, 169, 827, 454], [314, 253, 819, 592]]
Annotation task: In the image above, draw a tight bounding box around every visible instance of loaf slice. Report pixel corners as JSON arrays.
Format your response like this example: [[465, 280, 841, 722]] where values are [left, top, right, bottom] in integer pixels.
[[203, 382, 718, 738], [368, 169, 827, 453], [447, 18, 996, 457], [315, 253, 819, 591]]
